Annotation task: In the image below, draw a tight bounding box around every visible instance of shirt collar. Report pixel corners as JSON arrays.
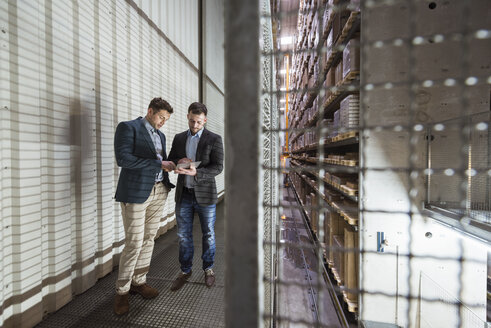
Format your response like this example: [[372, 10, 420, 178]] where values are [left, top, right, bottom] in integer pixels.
[[187, 128, 204, 138], [142, 117, 156, 133]]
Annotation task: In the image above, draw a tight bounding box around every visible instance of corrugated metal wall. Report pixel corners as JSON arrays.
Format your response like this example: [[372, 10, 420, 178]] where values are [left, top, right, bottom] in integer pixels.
[[0, 0, 224, 326], [204, 0, 225, 195]]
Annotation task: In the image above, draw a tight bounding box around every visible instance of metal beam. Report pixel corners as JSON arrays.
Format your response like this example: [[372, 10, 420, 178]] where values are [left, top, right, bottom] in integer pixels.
[[224, 0, 260, 327], [198, 0, 203, 103]]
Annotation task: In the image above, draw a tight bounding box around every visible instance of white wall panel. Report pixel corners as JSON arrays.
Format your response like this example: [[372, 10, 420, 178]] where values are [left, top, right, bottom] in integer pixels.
[[205, 81, 225, 195], [205, 0, 225, 91], [140, 0, 199, 67], [203, 0, 225, 196]]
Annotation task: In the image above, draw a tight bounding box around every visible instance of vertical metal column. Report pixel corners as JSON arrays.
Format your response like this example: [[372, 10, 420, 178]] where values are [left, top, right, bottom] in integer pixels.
[[198, 0, 204, 103], [225, 0, 260, 327]]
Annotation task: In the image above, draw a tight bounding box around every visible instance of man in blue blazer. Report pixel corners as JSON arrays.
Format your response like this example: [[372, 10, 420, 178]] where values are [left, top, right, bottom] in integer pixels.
[[113, 97, 176, 315], [168, 102, 224, 291]]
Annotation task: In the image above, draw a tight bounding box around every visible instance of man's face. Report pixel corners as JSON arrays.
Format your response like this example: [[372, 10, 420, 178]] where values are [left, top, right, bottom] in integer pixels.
[[147, 108, 171, 130], [187, 112, 207, 135]]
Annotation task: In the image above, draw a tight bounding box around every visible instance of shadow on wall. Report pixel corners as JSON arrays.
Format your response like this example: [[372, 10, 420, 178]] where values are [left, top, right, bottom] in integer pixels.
[[68, 99, 97, 294]]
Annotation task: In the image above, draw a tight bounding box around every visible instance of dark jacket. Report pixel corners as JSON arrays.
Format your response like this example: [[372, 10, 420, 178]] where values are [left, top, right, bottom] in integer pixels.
[[168, 128, 224, 206], [114, 117, 174, 203]]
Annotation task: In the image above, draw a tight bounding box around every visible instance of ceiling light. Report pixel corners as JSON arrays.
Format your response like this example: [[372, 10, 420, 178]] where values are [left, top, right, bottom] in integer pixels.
[[280, 36, 293, 45]]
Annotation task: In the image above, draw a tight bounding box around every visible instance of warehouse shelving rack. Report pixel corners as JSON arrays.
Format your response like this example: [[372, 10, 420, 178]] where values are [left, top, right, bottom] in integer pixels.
[[287, 0, 361, 315]]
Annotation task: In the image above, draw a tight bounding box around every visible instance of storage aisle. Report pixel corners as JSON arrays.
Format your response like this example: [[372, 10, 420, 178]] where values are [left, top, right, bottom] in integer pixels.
[[278, 185, 354, 328], [35, 202, 225, 328]]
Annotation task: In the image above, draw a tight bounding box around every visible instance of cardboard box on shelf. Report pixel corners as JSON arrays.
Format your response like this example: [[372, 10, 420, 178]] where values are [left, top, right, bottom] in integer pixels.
[[340, 94, 359, 129], [344, 225, 359, 301], [344, 152, 358, 160], [327, 211, 343, 265], [346, 181, 358, 189], [334, 59, 344, 85], [322, 209, 330, 245], [322, 69, 334, 104], [333, 109, 341, 135], [323, 1, 332, 32], [311, 192, 319, 232], [332, 8, 350, 44], [326, 29, 333, 59], [332, 234, 345, 284], [331, 173, 353, 186], [343, 37, 360, 79], [319, 119, 335, 140]]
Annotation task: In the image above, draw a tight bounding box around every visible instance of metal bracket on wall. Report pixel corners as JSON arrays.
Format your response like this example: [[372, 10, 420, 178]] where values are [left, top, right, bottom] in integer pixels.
[[377, 231, 385, 253]]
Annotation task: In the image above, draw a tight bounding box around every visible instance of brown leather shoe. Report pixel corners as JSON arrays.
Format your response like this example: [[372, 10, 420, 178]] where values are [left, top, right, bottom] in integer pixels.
[[130, 283, 159, 299], [170, 271, 192, 291], [114, 293, 129, 315], [204, 268, 215, 288]]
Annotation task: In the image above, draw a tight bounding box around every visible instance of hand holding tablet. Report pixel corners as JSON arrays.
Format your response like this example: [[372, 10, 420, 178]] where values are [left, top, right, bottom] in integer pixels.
[[176, 161, 201, 169]]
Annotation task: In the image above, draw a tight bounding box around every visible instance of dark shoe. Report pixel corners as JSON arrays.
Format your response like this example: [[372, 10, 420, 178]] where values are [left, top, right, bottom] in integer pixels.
[[130, 283, 159, 299], [114, 293, 129, 315], [204, 268, 215, 288], [170, 271, 192, 291]]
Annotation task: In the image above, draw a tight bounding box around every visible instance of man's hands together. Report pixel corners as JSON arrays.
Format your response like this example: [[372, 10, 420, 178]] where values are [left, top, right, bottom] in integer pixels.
[[161, 161, 176, 172], [174, 158, 197, 176]]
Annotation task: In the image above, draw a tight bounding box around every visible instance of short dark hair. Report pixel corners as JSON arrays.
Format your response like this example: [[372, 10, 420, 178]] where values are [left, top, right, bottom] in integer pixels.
[[188, 102, 207, 116], [148, 97, 173, 114]]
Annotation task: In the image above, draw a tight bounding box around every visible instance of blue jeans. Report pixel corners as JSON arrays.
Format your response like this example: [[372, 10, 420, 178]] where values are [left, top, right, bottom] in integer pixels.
[[176, 189, 216, 273]]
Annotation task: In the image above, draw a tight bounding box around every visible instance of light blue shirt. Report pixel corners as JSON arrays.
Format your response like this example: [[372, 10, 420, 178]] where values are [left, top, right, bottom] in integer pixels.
[[143, 118, 163, 182], [185, 128, 203, 188]]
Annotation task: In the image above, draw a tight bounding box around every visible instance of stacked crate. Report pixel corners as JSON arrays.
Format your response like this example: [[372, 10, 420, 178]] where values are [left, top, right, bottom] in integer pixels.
[[310, 192, 319, 234], [319, 119, 335, 142], [332, 234, 345, 284], [340, 94, 359, 130], [334, 59, 344, 86], [327, 211, 343, 268], [342, 37, 360, 79], [343, 225, 359, 311], [331, 3, 350, 45], [333, 109, 341, 136], [324, 66, 336, 102]]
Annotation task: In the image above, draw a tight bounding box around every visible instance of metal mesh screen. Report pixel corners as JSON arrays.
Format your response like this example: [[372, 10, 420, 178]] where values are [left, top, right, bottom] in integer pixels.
[[260, 0, 490, 327], [260, 0, 280, 326], [426, 111, 491, 225]]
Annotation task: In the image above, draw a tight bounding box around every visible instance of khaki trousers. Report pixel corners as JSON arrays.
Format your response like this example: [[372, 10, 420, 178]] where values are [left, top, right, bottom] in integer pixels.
[[116, 182, 169, 295]]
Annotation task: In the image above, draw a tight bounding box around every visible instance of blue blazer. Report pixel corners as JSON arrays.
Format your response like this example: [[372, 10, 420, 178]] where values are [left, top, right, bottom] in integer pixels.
[[114, 117, 175, 204]]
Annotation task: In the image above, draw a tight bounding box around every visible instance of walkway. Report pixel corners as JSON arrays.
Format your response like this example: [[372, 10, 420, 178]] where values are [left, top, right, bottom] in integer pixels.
[[36, 202, 225, 328]]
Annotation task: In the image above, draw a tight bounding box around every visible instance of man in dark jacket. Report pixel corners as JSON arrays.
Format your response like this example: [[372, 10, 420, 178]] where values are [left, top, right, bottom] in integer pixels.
[[168, 102, 224, 291], [113, 97, 176, 315]]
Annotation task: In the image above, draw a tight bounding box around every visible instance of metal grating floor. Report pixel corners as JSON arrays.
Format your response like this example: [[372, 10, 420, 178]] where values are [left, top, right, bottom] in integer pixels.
[[36, 202, 225, 328], [278, 186, 345, 327]]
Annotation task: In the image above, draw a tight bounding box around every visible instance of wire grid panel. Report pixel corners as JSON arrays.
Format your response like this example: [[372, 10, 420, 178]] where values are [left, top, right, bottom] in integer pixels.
[[360, 0, 490, 327], [419, 272, 487, 328], [263, 0, 490, 327], [261, 0, 280, 326], [427, 111, 491, 224]]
